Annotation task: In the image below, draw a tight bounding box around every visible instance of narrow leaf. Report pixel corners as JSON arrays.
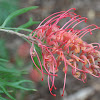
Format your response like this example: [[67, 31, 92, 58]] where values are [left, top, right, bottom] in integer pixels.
[[16, 18, 40, 32], [0, 66, 20, 74], [0, 90, 4, 93], [2, 6, 38, 27], [0, 96, 8, 100], [0, 85, 15, 100], [7, 80, 36, 91], [0, 58, 8, 62]]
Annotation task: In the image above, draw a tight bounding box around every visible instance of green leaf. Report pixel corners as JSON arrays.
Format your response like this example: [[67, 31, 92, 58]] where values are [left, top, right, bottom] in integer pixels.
[[7, 80, 36, 91], [0, 85, 15, 100], [0, 96, 8, 100], [0, 66, 20, 74], [32, 44, 42, 69], [2, 6, 38, 27], [16, 18, 40, 32], [32, 44, 46, 71], [34, 44, 42, 57], [0, 90, 4, 93], [0, 58, 8, 62], [33, 56, 41, 68], [0, 0, 19, 26], [0, 39, 9, 59]]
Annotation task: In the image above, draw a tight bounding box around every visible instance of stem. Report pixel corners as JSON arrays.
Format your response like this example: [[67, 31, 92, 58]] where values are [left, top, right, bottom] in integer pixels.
[[0, 29, 37, 43]]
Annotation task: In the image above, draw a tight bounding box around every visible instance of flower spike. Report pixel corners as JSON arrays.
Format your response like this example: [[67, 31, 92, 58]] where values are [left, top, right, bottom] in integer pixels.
[[30, 8, 100, 96]]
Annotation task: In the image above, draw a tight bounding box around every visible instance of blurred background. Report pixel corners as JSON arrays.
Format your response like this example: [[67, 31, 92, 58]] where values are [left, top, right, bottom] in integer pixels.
[[0, 0, 100, 100]]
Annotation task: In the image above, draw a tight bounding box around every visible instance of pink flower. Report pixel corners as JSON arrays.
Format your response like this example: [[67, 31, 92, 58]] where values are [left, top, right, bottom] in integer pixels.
[[30, 8, 100, 96], [30, 68, 42, 83], [18, 42, 30, 58]]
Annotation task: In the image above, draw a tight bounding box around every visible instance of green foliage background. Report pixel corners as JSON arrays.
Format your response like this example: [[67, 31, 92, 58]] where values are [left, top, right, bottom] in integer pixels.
[[0, 2, 40, 99], [0, 0, 19, 26]]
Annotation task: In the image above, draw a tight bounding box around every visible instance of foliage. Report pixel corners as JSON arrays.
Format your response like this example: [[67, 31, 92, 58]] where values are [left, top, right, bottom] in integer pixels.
[[0, 6, 40, 100], [0, 57, 36, 100], [0, 0, 19, 26]]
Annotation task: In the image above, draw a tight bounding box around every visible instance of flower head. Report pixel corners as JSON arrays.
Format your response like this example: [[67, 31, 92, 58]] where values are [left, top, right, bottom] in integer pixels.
[[30, 8, 100, 96]]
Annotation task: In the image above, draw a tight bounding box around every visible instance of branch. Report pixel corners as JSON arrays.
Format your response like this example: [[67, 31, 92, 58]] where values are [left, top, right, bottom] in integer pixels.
[[0, 29, 37, 43]]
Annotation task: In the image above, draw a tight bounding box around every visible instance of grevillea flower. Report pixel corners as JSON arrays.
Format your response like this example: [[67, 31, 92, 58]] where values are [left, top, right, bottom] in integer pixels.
[[29, 8, 100, 96]]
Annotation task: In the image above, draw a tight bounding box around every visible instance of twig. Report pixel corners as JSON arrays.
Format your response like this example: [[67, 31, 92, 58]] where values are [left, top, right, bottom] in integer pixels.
[[0, 29, 37, 43]]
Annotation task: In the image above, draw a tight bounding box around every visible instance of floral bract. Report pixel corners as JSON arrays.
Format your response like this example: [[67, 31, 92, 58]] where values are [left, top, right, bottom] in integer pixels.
[[30, 8, 100, 96]]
